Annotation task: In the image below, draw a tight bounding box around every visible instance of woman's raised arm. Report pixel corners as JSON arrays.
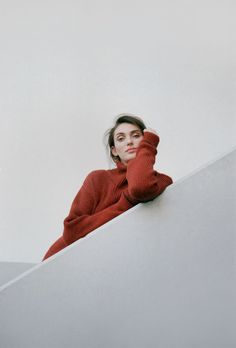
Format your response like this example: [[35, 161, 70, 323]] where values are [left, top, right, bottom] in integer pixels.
[[125, 130, 173, 203]]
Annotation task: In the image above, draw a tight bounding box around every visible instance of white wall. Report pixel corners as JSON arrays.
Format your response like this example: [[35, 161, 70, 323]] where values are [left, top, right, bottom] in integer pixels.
[[1, 151, 235, 347], [0, 0, 235, 263]]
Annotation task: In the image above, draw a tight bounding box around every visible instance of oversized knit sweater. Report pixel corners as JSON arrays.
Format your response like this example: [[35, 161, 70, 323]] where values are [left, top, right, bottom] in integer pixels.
[[43, 131, 173, 260]]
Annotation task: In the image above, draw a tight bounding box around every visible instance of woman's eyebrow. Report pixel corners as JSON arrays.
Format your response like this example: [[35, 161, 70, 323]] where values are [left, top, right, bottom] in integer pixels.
[[116, 130, 141, 136]]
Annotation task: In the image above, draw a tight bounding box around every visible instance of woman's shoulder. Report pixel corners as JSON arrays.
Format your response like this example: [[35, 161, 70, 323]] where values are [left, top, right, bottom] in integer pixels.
[[84, 169, 110, 183]]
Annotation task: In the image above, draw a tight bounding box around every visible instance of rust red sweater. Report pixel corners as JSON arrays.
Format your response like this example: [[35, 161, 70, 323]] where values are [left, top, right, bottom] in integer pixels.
[[43, 132, 172, 260]]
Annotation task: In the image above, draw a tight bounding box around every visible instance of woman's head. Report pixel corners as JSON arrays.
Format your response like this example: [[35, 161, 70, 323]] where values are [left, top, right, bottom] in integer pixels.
[[106, 114, 146, 164]]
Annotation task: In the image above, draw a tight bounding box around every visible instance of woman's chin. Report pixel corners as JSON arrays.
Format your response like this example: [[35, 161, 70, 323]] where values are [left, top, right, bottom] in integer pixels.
[[125, 153, 136, 162]]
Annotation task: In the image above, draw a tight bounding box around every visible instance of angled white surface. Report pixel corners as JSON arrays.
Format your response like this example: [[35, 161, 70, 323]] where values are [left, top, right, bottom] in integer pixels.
[[0, 150, 235, 348], [0, 262, 35, 287]]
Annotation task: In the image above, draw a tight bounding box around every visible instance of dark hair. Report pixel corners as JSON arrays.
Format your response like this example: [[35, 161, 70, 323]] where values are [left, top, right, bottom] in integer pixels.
[[105, 113, 146, 163]]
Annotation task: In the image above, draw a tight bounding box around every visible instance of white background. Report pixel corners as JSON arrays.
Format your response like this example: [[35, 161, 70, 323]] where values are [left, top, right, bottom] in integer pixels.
[[0, 0, 235, 263]]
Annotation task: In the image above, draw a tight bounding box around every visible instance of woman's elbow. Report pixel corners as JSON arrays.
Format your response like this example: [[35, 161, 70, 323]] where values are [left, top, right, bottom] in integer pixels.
[[128, 177, 172, 202], [128, 184, 160, 202]]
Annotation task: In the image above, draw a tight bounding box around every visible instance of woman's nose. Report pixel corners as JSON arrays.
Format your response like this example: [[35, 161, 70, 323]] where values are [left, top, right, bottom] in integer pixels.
[[126, 137, 133, 145]]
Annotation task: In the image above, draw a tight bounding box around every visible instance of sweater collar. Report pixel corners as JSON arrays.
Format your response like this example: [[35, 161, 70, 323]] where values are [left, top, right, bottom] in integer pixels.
[[116, 161, 127, 173]]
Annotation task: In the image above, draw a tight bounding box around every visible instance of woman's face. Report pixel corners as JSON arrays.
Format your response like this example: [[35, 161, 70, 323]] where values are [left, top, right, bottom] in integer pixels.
[[111, 123, 144, 165]]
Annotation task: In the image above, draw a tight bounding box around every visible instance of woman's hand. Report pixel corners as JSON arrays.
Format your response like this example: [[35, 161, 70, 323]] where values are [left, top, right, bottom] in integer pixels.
[[143, 128, 159, 136]]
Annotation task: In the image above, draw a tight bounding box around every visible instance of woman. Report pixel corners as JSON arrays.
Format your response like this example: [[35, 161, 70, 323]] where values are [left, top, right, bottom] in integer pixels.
[[42, 114, 173, 260]]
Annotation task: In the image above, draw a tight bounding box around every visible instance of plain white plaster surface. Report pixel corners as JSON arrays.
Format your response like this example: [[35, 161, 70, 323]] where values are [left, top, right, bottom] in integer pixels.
[[0, 261, 35, 287], [0, 0, 235, 262], [0, 150, 235, 348]]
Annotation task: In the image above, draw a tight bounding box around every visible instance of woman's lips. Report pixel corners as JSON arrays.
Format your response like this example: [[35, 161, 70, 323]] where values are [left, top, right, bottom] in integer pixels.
[[126, 148, 137, 153]]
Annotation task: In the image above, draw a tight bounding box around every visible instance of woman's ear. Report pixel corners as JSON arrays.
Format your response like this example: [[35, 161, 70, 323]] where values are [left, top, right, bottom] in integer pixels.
[[111, 146, 118, 157]]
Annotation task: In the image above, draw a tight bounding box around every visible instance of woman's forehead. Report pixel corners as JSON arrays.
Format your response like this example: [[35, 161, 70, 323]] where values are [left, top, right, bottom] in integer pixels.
[[114, 123, 141, 135]]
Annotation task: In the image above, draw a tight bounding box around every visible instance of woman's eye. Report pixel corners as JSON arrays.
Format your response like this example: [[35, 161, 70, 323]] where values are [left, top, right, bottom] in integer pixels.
[[133, 133, 141, 138], [117, 137, 124, 142]]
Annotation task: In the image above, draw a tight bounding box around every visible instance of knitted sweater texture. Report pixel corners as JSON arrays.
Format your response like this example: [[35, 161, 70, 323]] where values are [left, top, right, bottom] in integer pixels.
[[43, 131, 173, 260]]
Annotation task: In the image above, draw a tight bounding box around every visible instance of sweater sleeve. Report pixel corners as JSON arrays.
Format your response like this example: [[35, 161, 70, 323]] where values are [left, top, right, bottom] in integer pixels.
[[125, 131, 173, 203], [63, 173, 134, 245]]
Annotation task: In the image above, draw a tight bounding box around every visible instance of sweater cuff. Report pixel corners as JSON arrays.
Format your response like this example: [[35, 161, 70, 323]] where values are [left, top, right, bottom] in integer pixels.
[[143, 131, 160, 147]]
